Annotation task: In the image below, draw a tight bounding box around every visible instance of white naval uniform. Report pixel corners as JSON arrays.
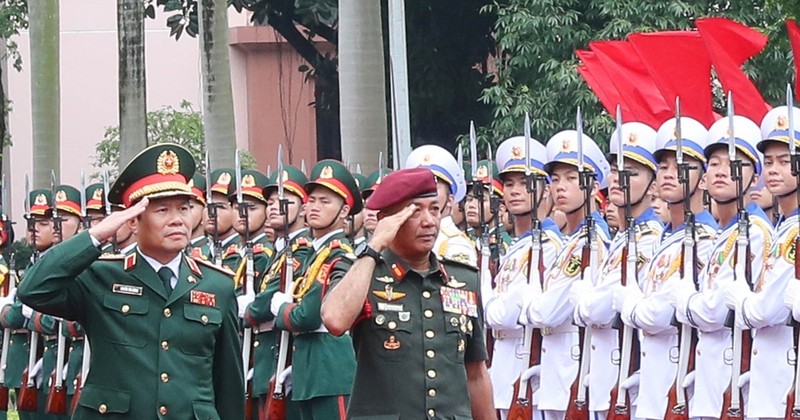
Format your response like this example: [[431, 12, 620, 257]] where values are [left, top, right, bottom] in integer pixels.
[[674, 203, 772, 418], [435, 215, 478, 267], [619, 211, 716, 419], [484, 219, 563, 412], [520, 212, 610, 415], [727, 210, 791, 419], [576, 209, 664, 417]]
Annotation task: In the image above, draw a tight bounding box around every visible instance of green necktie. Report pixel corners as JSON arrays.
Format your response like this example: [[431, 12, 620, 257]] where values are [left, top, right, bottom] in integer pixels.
[[158, 267, 173, 294]]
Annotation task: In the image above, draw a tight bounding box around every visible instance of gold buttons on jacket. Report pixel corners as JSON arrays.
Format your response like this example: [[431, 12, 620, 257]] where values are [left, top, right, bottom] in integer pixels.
[[254, 340, 260, 348], [425, 330, 435, 339], [161, 341, 169, 350], [428, 408, 436, 417], [428, 388, 437, 397], [160, 373, 169, 382], [98, 404, 108, 414], [424, 310, 433, 318], [163, 308, 172, 317], [426, 350, 435, 359], [159, 405, 168, 415], [422, 291, 431, 299], [427, 369, 436, 378], [200, 314, 209, 325], [121, 304, 130, 313]]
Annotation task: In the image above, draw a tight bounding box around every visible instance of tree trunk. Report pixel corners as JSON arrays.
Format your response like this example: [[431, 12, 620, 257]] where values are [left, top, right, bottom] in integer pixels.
[[199, 0, 236, 170], [338, 0, 387, 172], [117, 0, 147, 168], [28, 0, 60, 188]]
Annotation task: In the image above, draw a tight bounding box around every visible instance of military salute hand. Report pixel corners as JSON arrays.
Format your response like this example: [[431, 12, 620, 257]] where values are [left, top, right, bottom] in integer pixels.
[[366, 204, 417, 252], [88, 197, 149, 244]]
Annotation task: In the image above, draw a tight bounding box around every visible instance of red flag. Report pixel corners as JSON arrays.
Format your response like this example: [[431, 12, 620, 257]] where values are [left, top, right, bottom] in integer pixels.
[[629, 31, 716, 127], [576, 50, 635, 118], [788, 19, 800, 101], [589, 40, 672, 128], [696, 17, 771, 122]]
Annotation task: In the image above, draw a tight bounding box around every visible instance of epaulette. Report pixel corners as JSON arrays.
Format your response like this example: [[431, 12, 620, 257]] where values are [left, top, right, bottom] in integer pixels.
[[295, 237, 310, 247], [439, 255, 478, 271], [253, 243, 264, 254], [223, 244, 239, 258], [98, 254, 125, 261], [329, 240, 354, 254], [194, 257, 236, 277], [186, 257, 202, 277]]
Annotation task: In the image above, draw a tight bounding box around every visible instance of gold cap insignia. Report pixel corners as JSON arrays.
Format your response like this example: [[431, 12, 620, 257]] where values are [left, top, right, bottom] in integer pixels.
[[34, 194, 47, 206], [157, 150, 180, 175], [476, 165, 488, 179], [422, 154, 432, 164], [216, 172, 231, 186], [320, 166, 334, 179], [242, 174, 256, 188], [55, 190, 67, 203], [511, 146, 523, 158], [92, 189, 103, 200], [777, 115, 789, 130], [627, 132, 638, 144], [561, 138, 572, 152]]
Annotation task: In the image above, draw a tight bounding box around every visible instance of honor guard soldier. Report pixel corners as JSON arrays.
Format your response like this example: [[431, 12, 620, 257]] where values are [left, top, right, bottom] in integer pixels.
[[672, 114, 773, 419], [84, 183, 107, 229], [405, 145, 478, 267], [519, 129, 611, 420], [268, 160, 359, 419], [485, 136, 563, 418], [229, 169, 274, 294], [18, 143, 245, 419], [721, 106, 800, 418], [187, 174, 211, 260], [240, 164, 312, 417], [361, 168, 393, 243], [321, 167, 495, 419], [464, 159, 512, 259], [206, 168, 240, 270]]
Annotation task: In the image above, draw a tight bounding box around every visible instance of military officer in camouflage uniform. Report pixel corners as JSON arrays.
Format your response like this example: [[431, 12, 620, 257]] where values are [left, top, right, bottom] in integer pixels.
[[206, 168, 241, 270], [187, 174, 211, 260], [240, 165, 311, 417], [322, 167, 495, 420], [18, 143, 244, 419]]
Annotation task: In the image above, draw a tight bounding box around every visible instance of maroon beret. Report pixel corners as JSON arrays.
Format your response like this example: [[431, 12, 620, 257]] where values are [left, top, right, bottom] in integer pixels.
[[365, 168, 438, 211]]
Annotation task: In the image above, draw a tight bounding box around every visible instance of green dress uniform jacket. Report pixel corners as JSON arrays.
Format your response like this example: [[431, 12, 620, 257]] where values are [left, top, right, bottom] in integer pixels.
[[17, 231, 245, 420], [187, 236, 212, 261], [232, 233, 274, 295], [274, 230, 356, 402], [0, 300, 29, 389], [244, 230, 311, 397], [27, 311, 58, 394], [62, 321, 84, 395], [328, 249, 489, 419], [220, 233, 242, 273]]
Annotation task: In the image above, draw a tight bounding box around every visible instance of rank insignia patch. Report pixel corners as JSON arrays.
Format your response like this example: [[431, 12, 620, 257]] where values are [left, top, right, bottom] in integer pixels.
[[190, 290, 217, 307]]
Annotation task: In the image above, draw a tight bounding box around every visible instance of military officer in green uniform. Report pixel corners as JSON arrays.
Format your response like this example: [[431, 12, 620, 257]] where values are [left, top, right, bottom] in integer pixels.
[[206, 168, 241, 270], [187, 174, 211, 260], [229, 169, 274, 294], [322, 167, 495, 419], [240, 164, 311, 417], [18, 143, 244, 419], [268, 160, 360, 420], [84, 184, 107, 229]]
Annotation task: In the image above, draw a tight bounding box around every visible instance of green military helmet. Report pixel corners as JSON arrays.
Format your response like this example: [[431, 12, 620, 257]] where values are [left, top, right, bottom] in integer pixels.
[[468, 159, 503, 197], [85, 183, 106, 211], [108, 143, 196, 207], [209, 168, 235, 197], [263, 165, 309, 203], [229, 169, 270, 204], [362, 168, 394, 200], [188, 173, 207, 205], [54, 185, 82, 216], [305, 159, 363, 215], [28, 189, 53, 217], [352, 173, 368, 195]]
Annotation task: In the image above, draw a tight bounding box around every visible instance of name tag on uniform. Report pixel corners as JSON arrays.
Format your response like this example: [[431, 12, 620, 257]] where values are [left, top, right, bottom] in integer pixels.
[[112, 284, 143, 296], [377, 302, 404, 312], [190, 291, 217, 308], [440, 287, 478, 317]]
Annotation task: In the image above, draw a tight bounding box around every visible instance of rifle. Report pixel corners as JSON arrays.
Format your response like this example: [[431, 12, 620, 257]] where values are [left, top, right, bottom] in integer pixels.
[[720, 92, 752, 419], [18, 174, 38, 413], [567, 107, 592, 420], [267, 145, 292, 420], [45, 172, 67, 415], [0, 253, 17, 411], [508, 113, 544, 419], [205, 152, 223, 266], [471, 122, 495, 366], [666, 98, 699, 420], [236, 151, 257, 418], [609, 106, 638, 420], [785, 85, 800, 419]]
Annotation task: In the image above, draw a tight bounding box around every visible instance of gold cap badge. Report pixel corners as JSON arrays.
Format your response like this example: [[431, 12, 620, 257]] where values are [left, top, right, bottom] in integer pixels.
[[34, 194, 47, 206], [56, 190, 67, 203], [242, 174, 256, 188], [320, 166, 334, 179], [157, 150, 180, 175], [511, 146, 523, 158]]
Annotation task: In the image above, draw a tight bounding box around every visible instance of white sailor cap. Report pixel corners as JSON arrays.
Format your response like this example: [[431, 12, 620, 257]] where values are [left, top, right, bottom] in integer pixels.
[[757, 106, 800, 152], [545, 130, 611, 189], [494, 136, 548, 178], [654, 117, 710, 163], [608, 122, 658, 171], [404, 144, 468, 202], [704, 115, 763, 175]]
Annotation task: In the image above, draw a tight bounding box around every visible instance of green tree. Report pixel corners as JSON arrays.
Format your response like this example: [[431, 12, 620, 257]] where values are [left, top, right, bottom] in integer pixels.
[[93, 101, 255, 179], [479, 0, 797, 153], [0, 0, 28, 171]]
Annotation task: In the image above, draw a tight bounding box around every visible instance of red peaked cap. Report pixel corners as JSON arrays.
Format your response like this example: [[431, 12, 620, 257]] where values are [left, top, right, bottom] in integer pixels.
[[365, 168, 438, 211]]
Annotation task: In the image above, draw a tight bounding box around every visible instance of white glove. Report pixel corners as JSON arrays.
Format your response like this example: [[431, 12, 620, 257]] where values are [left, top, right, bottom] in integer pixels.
[[270, 292, 293, 317], [62, 363, 69, 379], [670, 278, 696, 307], [611, 284, 630, 313], [0, 288, 17, 308], [785, 281, 800, 312], [568, 280, 591, 305], [31, 358, 44, 388], [723, 280, 749, 311], [237, 294, 255, 318], [278, 365, 293, 394], [21, 304, 34, 319], [246, 367, 254, 381]]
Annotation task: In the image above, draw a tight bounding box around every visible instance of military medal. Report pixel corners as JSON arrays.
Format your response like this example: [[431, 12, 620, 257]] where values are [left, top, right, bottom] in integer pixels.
[[384, 335, 401, 350], [440, 286, 479, 317], [190, 290, 217, 307]]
